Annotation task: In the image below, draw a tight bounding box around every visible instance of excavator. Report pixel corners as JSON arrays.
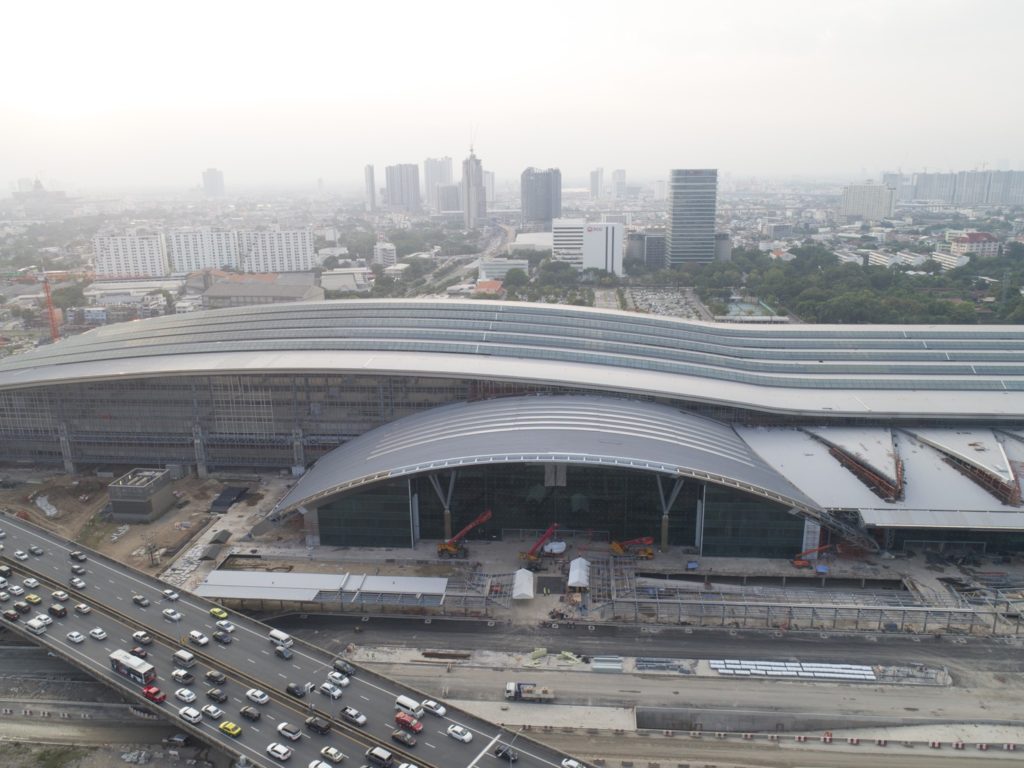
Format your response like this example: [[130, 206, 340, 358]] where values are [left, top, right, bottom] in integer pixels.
[[520, 523, 560, 570], [610, 536, 655, 560], [437, 509, 493, 558], [791, 544, 831, 569]]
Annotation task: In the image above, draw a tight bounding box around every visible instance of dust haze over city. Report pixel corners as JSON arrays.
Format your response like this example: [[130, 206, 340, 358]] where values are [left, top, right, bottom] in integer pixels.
[[4, 3, 1024, 768]]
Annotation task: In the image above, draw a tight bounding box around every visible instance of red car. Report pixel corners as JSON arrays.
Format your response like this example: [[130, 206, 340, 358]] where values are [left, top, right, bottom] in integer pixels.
[[142, 685, 166, 703], [129, 646, 148, 659], [394, 712, 423, 733]]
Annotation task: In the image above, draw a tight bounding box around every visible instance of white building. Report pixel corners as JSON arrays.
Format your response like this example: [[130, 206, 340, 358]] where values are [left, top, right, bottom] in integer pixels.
[[373, 240, 397, 267], [321, 268, 373, 293], [167, 229, 239, 273], [840, 183, 895, 222], [478, 259, 530, 281], [237, 230, 316, 273], [93, 232, 169, 278], [508, 232, 553, 253], [930, 251, 971, 271], [552, 219, 623, 276], [950, 232, 999, 259], [384, 263, 410, 280]]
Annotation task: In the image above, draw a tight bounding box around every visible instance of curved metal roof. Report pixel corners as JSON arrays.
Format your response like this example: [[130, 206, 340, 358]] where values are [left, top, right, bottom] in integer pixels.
[[274, 393, 825, 521], [3, 299, 1024, 418]]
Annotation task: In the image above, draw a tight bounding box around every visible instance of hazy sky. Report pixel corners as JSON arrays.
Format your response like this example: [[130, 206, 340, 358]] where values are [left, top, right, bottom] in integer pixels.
[[2, 0, 1021, 192]]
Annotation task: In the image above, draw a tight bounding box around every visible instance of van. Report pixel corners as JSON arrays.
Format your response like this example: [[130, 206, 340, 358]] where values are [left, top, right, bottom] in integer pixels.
[[26, 617, 47, 635], [0, 566, 11, 579], [365, 746, 395, 768], [268, 629, 293, 648], [172, 649, 196, 668], [0, 576, 7, 589], [394, 695, 425, 719], [48, 604, 67, 618]]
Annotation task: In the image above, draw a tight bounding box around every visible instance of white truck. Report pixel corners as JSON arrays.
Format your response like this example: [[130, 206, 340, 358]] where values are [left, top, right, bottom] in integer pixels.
[[504, 682, 554, 702]]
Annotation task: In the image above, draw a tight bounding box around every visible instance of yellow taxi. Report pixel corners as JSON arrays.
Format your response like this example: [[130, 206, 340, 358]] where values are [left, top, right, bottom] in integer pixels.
[[25, 594, 42, 605], [218, 720, 242, 737], [209, 606, 228, 620]]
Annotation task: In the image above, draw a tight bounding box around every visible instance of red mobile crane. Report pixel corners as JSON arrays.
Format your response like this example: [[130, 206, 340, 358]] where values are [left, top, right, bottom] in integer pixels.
[[791, 544, 831, 569], [519, 523, 560, 570], [437, 509, 493, 558], [610, 536, 655, 560]]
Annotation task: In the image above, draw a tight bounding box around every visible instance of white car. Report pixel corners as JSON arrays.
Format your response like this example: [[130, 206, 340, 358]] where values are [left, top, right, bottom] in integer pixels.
[[51, 591, 69, 602], [245, 688, 269, 705], [318, 682, 343, 700], [0, 528, 5, 538], [88, 627, 107, 640], [561, 760, 585, 768], [421, 699, 446, 717], [326, 671, 350, 687], [179, 706, 201, 724], [0, 592, 8, 602], [162, 588, 179, 601], [320, 745, 346, 763], [22, 577, 39, 588], [266, 743, 293, 761], [276, 721, 302, 741], [309, 761, 332, 768], [201, 704, 223, 720], [66, 631, 85, 644], [13, 550, 27, 561], [34, 614, 53, 626], [215, 619, 235, 633], [188, 630, 209, 646], [162, 608, 182, 622], [70, 577, 86, 589], [175, 688, 196, 703], [9, 585, 24, 596], [74, 602, 91, 614], [446, 724, 473, 743]]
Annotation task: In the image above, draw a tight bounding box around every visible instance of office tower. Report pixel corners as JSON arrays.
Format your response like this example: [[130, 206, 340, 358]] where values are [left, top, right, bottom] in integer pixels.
[[423, 157, 453, 211], [590, 168, 604, 200], [612, 169, 626, 199], [665, 169, 718, 266], [167, 229, 240, 272], [483, 171, 495, 205], [520, 167, 562, 232], [462, 148, 486, 229], [385, 164, 421, 212], [437, 184, 461, 212], [237, 229, 316, 272], [364, 165, 377, 211], [643, 232, 666, 269], [552, 218, 623, 275], [202, 168, 225, 198], [373, 236, 398, 267], [840, 182, 895, 221], [93, 232, 170, 278]]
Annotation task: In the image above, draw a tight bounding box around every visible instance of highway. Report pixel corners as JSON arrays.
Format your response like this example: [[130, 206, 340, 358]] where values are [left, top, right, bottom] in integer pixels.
[[0, 515, 576, 768]]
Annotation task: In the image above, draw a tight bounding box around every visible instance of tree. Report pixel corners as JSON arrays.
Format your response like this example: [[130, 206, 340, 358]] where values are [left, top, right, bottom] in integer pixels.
[[503, 268, 529, 289]]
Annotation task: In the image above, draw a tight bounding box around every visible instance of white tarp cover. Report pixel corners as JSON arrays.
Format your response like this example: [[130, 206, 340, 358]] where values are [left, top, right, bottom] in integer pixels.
[[567, 557, 591, 589], [512, 568, 535, 600]]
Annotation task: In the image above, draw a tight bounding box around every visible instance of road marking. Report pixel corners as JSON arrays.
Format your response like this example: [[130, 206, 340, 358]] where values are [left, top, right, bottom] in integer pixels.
[[115, 595, 123, 600], [468, 731, 503, 768], [278, 673, 287, 678], [425, 742, 436, 749], [250, 726, 260, 733], [359, 694, 369, 701], [247, 658, 256, 664]]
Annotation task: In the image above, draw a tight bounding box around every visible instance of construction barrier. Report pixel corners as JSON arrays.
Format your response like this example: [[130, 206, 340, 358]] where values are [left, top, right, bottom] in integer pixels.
[[847, 737, 860, 745], [689, 732, 701, 738], [794, 735, 807, 743], [876, 739, 888, 747], [978, 744, 989, 751], [929, 741, 941, 749], [743, 733, 753, 740], [715, 732, 726, 740], [821, 731, 833, 744], [1005, 744, 1017, 751], [954, 742, 965, 750]]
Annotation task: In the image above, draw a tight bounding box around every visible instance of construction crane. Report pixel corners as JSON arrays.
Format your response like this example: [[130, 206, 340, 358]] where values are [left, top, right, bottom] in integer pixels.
[[520, 523, 560, 570], [41, 277, 60, 343], [437, 508, 493, 558], [791, 544, 831, 569], [610, 536, 655, 560]]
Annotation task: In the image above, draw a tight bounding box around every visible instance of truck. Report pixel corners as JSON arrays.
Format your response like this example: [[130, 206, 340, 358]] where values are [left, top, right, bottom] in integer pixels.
[[142, 685, 166, 703], [504, 682, 554, 702]]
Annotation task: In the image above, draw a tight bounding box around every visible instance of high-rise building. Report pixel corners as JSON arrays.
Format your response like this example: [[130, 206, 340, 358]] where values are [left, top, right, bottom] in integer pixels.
[[612, 169, 626, 199], [437, 184, 461, 212], [461, 148, 486, 229], [364, 165, 376, 211], [385, 164, 421, 212], [520, 168, 562, 232], [840, 182, 895, 222], [552, 219, 623, 276], [372, 237, 398, 267], [483, 171, 495, 205], [93, 232, 170, 278], [590, 168, 604, 200], [202, 168, 225, 198], [237, 230, 316, 272], [665, 169, 718, 266], [643, 231, 666, 269], [423, 157, 453, 211], [167, 229, 240, 272]]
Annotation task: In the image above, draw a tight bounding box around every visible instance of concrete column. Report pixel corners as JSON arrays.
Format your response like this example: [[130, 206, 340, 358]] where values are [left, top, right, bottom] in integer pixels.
[[695, 485, 705, 555], [291, 427, 305, 476], [57, 421, 75, 474], [660, 513, 670, 552], [656, 476, 685, 552], [192, 423, 208, 478], [428, 472, 458, 540]]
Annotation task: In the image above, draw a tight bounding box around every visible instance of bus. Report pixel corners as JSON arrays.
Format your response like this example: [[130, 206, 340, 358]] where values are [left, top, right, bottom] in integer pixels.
[[109, 649, 156, 685]]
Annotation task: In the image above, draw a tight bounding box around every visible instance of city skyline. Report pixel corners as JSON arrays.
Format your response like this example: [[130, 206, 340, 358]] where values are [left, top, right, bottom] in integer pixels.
[[2, 1, 1020, 191]]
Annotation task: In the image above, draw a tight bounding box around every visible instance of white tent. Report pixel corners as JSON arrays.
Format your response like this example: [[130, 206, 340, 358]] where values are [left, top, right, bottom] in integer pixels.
[[512, 568, 535, 600], [567, 557, 591, 590]]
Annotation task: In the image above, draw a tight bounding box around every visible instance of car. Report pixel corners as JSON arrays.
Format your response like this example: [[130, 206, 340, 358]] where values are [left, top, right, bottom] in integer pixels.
[[320, 746, 346, 763], [33, 613, 53, 626], [69, 551, 87, 562], [201, 704, 223, 720], [446, 724, 473, 743], [70, 564, 86, 575], [132, 594, 151, 607], [66, 630, 85, 644], [179, 706, 202, 724], [215, 619, 235, 632], [74, 602, 91, 615], [51, 590, 69, 602], [239, 705, 261, 722], [48, 603, 67, 617], [285, 682, 305, 698], [391, 729, 417, 747], [22, 577, 39, 588], [274, 645, 294, 660], [0, 528, 5, 538], [25, 594, 42, 605], [2, 610, 17, 622], [209, 606, 228, 620], [13, 550, 27, 561], [162, 608, 182, 621], [70, 577, 86, 590], [332, 658, 356, 676], [326, 671, 350, 687], [277, 722, 302, 741], [340, 706, 366, 726], [420, 699, 446, 717], [12, 601, 30, 614], [142, 685, 166, 703], [219, 720, 242, 737], [206, 688, 228, 703], [212, 630, 232, 645], [394, 713, 423, 733], [8, 585, 24, 596], [129, 646, 148, 659], [306, 715, 331, 735], [175, 688, 196, 703], [188, 630, 209, 646], [29, 545, 43, 556], [0, 592, 8, 602], [246, 688, 269, 705], [88, 627, 106, 640], [171, 669, 194, 685], [162, 588, 179, 601], [266, 743, 293, 761], [494, 745, 520, 762], [561, 760, 585, 768], [318, 682, 343, 700], [132, 630, 152, 645], [309, 761, 332, 768], [205, 670, 226, 685]]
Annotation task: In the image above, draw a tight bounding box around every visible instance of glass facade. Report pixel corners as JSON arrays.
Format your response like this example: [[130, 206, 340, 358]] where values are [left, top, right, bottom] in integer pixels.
[[318, 479, 412, 548], [891, 527, 1024, 553], [701, 485, 805, 558]]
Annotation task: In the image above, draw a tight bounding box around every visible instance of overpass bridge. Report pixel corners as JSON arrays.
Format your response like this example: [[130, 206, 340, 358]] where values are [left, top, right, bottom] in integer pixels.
[[0, 514, 577, 768]]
